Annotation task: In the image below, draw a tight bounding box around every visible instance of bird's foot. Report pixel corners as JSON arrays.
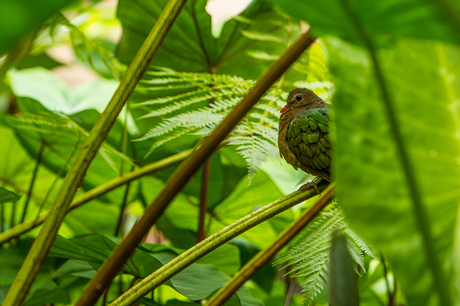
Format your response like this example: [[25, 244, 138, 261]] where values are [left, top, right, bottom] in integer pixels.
[[298, 178, 322, 194]]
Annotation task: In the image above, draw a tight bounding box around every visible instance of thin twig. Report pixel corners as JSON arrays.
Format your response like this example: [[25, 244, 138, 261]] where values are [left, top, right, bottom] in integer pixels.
[[20, 143, 44, 223], [197, 157, 211, 243], [115, 164, 135, 237], [284, 277, 295, 306]]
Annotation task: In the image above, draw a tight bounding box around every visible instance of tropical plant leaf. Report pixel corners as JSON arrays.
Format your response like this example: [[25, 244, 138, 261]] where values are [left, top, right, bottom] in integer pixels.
[[116, 0, 303, 80], [6, 68, 136, 201], [271, 0, 460, 304], [49, 234, 262, 306], [327, 36, 460, 305], [271, 0, 460, 46], [0, 0, 74, 55], [0, 187, 20, 204]]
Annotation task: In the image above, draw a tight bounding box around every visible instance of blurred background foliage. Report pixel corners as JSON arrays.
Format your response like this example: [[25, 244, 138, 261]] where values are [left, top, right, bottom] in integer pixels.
[[0, 0, 459, 305]]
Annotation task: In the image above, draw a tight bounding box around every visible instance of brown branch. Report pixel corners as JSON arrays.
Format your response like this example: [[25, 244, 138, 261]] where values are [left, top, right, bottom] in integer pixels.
[[76, 30, 315, 306], [1, 0, 188, 304], [205, 183, 335, 306]]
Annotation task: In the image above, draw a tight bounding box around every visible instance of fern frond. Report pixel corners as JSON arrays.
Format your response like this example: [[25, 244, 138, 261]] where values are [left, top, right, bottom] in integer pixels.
[[249, 114, 279, 129], [246, 51, 279, 61], [137, 83, 199, 92], [136, 121, 183, 140], [135, 67, 286, 179], [254, 103, 283, 117], [133, 89, 210, 107], [98, 147, 118, 173], [232, 15, 253, 25], [143, 128, 190, 157], [276, 204, 374, 304], [139, 94, 213, 118], [344, 228, 377, 260], [240, 31, 286, 45]]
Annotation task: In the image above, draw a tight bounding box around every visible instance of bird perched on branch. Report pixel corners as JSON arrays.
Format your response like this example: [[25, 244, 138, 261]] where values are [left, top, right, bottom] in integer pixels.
[[278, 88, 331, 190]]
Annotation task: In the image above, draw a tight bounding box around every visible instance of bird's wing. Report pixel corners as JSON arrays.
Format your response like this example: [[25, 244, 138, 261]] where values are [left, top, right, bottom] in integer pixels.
[[286, 107, 332, 181]]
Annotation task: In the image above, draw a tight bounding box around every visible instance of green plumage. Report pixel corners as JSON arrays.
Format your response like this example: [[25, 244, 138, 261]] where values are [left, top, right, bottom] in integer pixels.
[[279, 88, 332, 185], [286, 108, 331, 173]]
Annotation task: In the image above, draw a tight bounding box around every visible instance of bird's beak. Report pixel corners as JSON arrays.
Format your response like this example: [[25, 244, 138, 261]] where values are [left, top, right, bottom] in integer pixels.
[[280, 104, 289, 113]]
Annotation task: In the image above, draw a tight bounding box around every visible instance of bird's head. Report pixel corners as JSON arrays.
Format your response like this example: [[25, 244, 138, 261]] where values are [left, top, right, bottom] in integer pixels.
[[280, 88, 322, 113]]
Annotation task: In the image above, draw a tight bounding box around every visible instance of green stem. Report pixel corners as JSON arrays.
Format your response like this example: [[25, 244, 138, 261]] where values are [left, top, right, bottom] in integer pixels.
[[1, 0, 187, 303], [0, 147, 193, 246], [114, 166, 134, 237], [109, 181, 329, 306], [34, 131, 81, 221], [205, 183, 334, 306], [76, 30, 315, 306], [340, 0, 451, 304], [20, 143, 44, 223]]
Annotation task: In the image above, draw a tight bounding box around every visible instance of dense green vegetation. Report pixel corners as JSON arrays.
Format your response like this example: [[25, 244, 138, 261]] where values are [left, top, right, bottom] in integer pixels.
[[0, 0, 459, 305]]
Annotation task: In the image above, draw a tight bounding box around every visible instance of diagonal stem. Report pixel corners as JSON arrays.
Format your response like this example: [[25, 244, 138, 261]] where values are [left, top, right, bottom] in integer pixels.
[[205, 183, 334, 306], [0, 147, 194, 246], [1, 0, 188, 304], [109, 181, 329, 306], [76, 30, 315, 306]]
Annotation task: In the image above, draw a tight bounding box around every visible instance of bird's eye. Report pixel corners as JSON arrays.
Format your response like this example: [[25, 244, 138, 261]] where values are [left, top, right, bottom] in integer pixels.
[[295, 94, 302, 101]]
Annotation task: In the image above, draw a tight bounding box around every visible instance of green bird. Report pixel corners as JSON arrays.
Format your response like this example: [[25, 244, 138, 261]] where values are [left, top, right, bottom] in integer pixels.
[[278, 88, 332, 190]]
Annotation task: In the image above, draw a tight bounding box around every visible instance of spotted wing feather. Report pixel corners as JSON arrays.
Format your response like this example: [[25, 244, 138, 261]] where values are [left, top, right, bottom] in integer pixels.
[[286, 108, 331, 180]]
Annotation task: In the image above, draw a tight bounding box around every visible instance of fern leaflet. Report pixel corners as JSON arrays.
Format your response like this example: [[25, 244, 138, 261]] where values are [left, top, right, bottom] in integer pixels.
[[276, 204, 376, 304]]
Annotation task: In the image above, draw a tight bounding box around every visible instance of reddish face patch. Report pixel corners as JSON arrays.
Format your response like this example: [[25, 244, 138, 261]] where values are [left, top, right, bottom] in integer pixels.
[[280, 105, 289, 113]]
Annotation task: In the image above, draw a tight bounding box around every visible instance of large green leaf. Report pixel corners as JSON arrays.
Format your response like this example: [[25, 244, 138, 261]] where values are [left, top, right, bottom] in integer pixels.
[[0, 125, 119, 236], [50, 234, 163, 277], [210, 171, 285, 249], [147, 147, 247, 210], [269, 0, 460, 304], [50, 234, 262, 305], [272, 0, 460, 45], [0, 187, 20, 204], [0, 126, 63, 228], [328, 37, 460, 304], [6, 68, 136, 203], [0, 238, 69, 306], [117, 0, 300, 79], [0, 0, 74, 55]]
